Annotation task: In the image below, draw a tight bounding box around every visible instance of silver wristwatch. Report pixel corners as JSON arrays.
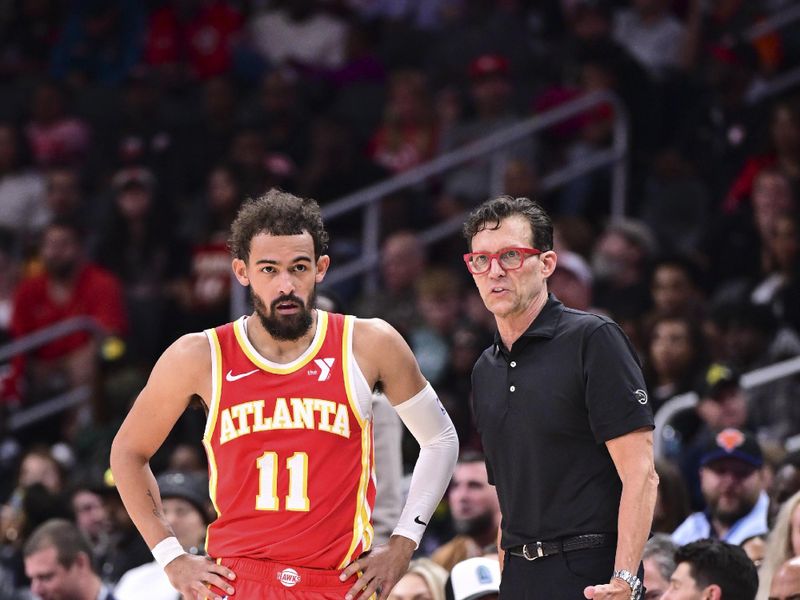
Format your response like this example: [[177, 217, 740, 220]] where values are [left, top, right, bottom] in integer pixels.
[[613, 570, 642, 600]]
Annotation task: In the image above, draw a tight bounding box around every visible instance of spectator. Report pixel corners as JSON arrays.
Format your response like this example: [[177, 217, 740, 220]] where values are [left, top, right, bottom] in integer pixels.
[[49, 0, 144, 86], [297, 114, 388, 210], [643, 314, 707, 412], [676, 363, 750, 508], [648, 257, 706, 322], [432, 452, 500, 572], [23, 81, 90, 168], [661, 538, 758, 600], [612, 0, 686, 81], [43, 166, 85, 226], [0, 122, 47, 240], [653, 459, 692, 535], [247, 0, 348, 70], [768, 557, 800, 600], [23, 518, 119, 600], [114, 471, 212, 600], [69, 478, 112, 572], [9, 219, 127, 408], [445, 556, 501, 600], [93, 168, 188, 365], [547, 250, 594, 311], [409, 267, 462, 387], [354, 230, 426, 337], [143, 0, 243, 82], [725, 99, 800, 216], [369, 69, 438, 174], [673, 428, 768, 546], [591, 219, 657, 319], [438, 53, 534, 210], [388, 558, 448, 600], [758, 489, 800, 600], [643, 534, 678, 600], [768, 451, 800, 528]]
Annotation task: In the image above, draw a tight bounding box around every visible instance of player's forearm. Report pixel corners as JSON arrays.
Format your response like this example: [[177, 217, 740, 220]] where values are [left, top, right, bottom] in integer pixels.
[[613, 460, 659, 575], [110, 441, 175, 548]]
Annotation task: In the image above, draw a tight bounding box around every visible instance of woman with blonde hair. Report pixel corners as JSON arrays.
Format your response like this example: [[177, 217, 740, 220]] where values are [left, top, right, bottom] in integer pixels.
[[757, 489, 800, 599], [389, 558, 449, 600]]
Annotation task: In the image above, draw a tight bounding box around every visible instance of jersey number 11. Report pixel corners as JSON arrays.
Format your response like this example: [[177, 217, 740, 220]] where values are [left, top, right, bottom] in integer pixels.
[[255, 451, 310, 512]]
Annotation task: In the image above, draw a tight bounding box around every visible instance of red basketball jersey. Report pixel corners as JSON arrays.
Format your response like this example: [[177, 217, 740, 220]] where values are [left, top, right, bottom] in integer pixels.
[[202, 311, 376, 569]]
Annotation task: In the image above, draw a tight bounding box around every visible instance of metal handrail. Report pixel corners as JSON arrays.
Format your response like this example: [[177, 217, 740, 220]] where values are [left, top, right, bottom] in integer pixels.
[[0, 316, 107, 363], [654, 355, 800, 458], [0, 316, 107, 431], [320, 89, 629, 290]]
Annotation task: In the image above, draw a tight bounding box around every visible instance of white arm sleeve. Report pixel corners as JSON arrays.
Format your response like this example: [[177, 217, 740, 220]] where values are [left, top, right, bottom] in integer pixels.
[[391, 382, 459, 547]]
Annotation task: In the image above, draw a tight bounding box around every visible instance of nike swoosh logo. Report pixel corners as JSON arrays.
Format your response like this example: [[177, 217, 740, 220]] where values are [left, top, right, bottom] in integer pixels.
[[225, 368, 260, 382], [414, 516, 427, 526]]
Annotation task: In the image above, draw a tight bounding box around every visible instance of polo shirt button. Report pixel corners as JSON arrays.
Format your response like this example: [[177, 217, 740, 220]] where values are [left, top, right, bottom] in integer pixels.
[[510, 361, 517, 367], [510, 385, 516, 392]]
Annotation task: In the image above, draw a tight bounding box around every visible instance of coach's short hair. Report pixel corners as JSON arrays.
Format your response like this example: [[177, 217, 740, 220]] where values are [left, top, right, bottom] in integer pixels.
[[674, 539, 757, 600], [23, 519, 93, 570], [462, 195, 553, 252]]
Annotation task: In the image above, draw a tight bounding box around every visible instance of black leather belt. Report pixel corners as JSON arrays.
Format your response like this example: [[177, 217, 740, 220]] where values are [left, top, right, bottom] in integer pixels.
[[507, 534, 615, 561]]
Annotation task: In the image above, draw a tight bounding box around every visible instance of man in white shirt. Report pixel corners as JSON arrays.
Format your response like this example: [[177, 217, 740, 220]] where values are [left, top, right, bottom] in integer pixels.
[[114, 472, 212, 600]]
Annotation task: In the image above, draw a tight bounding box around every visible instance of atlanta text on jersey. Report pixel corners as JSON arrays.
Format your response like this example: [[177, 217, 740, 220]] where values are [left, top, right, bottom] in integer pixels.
[[217, 397, 352, 444]]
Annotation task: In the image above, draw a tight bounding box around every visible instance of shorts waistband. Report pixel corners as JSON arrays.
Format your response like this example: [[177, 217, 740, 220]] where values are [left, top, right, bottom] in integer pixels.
[[219, 557, 355, 589]]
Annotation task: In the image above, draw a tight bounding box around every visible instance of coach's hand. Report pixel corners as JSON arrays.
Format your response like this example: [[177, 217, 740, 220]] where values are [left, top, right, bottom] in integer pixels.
[[340, 534, 416, 599], [584, 577, 634, 600], [164, 553, 236, 600]]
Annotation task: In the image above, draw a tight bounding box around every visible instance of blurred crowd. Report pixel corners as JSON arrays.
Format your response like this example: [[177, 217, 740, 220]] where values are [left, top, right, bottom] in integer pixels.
[[0, 0, 799, 597]]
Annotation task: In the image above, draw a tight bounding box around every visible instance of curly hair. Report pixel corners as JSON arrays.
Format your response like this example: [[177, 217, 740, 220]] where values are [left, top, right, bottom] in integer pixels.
[[462, 195, 553, 252], [229, 189, 329, 262]]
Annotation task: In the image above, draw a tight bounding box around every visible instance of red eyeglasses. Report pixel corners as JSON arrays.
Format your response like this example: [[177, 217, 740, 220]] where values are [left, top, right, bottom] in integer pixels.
[[463, 247, 542, 275]]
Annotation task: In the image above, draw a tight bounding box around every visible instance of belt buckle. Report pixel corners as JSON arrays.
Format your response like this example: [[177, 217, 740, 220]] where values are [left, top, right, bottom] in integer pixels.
[[522, 541, 544, 561]]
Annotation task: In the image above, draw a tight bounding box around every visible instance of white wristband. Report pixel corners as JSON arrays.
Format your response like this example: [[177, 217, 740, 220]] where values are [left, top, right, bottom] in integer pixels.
[[152, 536, 186, 569]]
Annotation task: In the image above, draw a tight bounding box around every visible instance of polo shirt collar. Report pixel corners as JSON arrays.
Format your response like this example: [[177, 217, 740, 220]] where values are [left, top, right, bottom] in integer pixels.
[[493, 293, 564, 353]]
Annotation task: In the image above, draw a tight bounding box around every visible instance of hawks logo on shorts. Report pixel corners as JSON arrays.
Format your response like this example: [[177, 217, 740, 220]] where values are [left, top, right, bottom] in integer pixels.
[[203, 311, 376, 570]]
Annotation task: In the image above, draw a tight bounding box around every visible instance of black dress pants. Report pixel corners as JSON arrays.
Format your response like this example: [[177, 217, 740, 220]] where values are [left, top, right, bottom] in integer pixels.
[[500, 546, 644, 599]]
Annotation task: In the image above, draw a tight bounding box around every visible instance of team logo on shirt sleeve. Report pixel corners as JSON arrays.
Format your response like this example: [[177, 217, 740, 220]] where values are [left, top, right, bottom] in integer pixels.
[[634, 389, 648, 405]]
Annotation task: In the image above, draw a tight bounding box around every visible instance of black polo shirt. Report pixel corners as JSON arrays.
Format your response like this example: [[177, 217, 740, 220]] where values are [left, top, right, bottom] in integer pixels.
[[471, 294, 654, 549]]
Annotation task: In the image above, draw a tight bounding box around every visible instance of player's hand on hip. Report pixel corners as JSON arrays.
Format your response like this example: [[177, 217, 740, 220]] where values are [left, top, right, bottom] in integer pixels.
[[340, 535, 416, 599], [163, 553, 236, 600], [584, 577, 635, 600]]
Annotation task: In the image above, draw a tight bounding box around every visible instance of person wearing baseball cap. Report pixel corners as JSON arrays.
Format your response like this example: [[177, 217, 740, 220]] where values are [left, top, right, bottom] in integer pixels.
[[672, 428, 769, 546], [445, 557, 500, 600], [114, 472, 212, 600]]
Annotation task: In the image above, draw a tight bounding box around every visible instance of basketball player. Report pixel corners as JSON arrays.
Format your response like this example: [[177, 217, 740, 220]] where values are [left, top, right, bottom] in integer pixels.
[[110, 190, 459, 600]]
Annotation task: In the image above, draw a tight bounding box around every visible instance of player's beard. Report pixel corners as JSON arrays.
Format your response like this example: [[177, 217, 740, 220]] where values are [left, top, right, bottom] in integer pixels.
[[453, 510, 495, 538], [252, 287, 315, 341]]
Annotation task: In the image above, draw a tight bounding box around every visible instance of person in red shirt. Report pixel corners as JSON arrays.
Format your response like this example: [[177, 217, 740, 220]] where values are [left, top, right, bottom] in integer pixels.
[[8, 219, 127, 403]]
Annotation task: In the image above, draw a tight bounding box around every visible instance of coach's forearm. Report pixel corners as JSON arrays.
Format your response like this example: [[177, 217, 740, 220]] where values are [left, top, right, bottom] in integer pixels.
[[110, 441, 175, 549], [613, 462, 659, 576]]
